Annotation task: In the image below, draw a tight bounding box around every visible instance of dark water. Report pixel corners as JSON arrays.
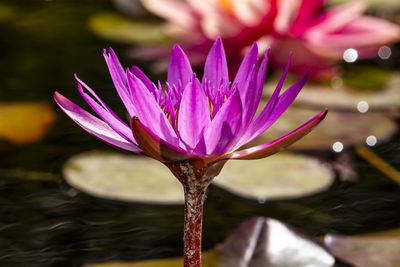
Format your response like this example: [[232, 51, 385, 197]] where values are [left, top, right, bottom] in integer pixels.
[[0, 1, 400, 267]]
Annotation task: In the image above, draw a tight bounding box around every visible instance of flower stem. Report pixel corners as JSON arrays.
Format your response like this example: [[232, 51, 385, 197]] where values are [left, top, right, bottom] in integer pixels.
[[183, 184, 207, 267]]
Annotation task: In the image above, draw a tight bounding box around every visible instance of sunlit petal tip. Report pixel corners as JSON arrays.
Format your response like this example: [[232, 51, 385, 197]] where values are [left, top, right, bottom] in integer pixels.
[[225, 109, 328, 160], [131, 116, 191, 163]]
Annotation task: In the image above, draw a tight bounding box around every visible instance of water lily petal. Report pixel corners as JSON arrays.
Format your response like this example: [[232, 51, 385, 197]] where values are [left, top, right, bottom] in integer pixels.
[[178, 77, 211, 149], [103, 48, 136, 117], [200, 89, 242, 156], [131, 116, 191, 162], [167, 44, 193, 91], [131, 65, 157, 96], [234, 54, 292, 149], [141, 0, 200, 30], [75, 78, 136, 144], [127, 72, 179, 145], [225, 109, 327, 160], [202, 37, 229, 95], [54, 92, 141, 153], [232, 42, 259, 94], [245, 70, 309, 144]]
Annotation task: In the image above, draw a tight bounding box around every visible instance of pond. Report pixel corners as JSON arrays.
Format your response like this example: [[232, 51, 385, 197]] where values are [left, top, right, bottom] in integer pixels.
[[0, 1, 400, 267]]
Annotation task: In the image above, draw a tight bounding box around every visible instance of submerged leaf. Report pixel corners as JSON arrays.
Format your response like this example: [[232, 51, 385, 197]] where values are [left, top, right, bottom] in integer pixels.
[[88, 12, 168, 44], [63, 151, 184, 204], [324, 228, 400, 267], [213, 153, 334, 201], [0, 102, 55, 144], [252, 106, 397, 151], [217, 217, 335, 267]]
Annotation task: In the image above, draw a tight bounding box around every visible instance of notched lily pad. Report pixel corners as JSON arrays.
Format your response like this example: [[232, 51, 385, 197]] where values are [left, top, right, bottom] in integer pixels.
[[264, 71, 400, 111], [324, 228, 400, 267], [0, 102, 55, 144], [253, 106, 397, 151], [63, 151, 184, 204], [88, 12, 168, 44], [86, 217, 334, 267], [213, 153, 334, 201]]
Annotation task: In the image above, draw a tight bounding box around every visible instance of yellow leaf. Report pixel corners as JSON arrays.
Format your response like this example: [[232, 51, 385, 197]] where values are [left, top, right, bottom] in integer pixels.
[[0, 102, 55, 144]]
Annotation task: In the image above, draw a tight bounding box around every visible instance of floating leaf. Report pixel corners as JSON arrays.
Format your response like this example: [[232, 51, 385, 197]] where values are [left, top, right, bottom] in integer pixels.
[[264, 72, 400, 111], [0, 102, 55, 144], [329, 0, 400, 8], [86, 217, 335, 267], [213, 153, 334, 201], [252, 106, 397, 151], [88, 12, 168, 44], [63, 151, 184, 204], [324, 228, 400, 267]]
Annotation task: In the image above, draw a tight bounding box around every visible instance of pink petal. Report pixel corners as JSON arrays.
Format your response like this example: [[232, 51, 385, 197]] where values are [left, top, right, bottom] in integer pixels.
[[103, 48, 136, 117], [244, 70, 309, 144], [225, 109, 327, 160], [54, 92, 141, 153], [167, 44, 193, 92], [141, 0, 200, 30], [202, 37, 229, 95], [178, 77, 211, 150], [234, 55, 294, 149], [131, 66, 157, 96], [127, 72, 179, 145], [75, 78, 136, 145], [199, 89, 243, 156], [131, 116, 190, 162], [232, 42, 259, 94]]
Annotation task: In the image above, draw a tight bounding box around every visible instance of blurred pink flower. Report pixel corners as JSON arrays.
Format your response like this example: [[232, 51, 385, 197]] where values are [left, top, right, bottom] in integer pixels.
[[141, 0, 400, 78]]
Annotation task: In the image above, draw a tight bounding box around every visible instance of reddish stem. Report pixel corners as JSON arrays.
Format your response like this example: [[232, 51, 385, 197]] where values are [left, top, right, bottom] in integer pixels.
[[183, 184, 207, 267]]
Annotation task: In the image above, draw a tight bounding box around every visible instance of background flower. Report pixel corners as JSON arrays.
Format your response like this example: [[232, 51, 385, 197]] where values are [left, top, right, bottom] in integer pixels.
[[140, 0, 400, 78]]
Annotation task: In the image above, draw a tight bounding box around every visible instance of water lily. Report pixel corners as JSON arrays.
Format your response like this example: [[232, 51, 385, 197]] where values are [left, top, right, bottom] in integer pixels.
[[54, 38, 327, 267], [140, 0, 399, 78]]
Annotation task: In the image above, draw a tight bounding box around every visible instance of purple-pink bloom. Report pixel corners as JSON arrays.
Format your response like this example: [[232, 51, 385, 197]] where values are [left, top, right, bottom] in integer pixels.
[[54, 38, 326, 267], [55, 38, 326, 164]]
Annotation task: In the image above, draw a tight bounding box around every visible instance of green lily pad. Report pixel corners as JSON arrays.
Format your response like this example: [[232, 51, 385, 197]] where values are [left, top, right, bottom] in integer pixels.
[[252, 106, 397, 151], [264, 71, 400, 111], [213, 153, 334, 201], [85, 217, 335, 267], [88, 12, 168, 44], [324, 228, 400, 267], [63, 151, 184, 204]]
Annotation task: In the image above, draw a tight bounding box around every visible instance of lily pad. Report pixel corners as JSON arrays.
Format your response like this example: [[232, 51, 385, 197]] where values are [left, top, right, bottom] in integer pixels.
[[324, 228, 400, 267], [264, 71, 400, 111], [88, 12, 168, 44], [213, 153, 334, 202], [63, 151, 184, 204], [252, 106, 397, 151], [85, 217, 335, 267], [329, 0, 400, 9], [0, 102, 55, 144]]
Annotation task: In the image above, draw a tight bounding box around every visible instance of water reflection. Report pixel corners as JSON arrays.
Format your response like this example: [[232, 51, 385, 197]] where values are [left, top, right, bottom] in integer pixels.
[[366, 135, 377, 147], [343, 48, 358, 63], [357, 101, 369, 113], [332, 141, 344, 153], [378, 45, 392, 60]]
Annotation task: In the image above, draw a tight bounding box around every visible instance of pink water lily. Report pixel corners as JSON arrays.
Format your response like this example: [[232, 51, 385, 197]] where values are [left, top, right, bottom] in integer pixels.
[[54, 38, 326, 267], [140, 0, 399, 78]]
